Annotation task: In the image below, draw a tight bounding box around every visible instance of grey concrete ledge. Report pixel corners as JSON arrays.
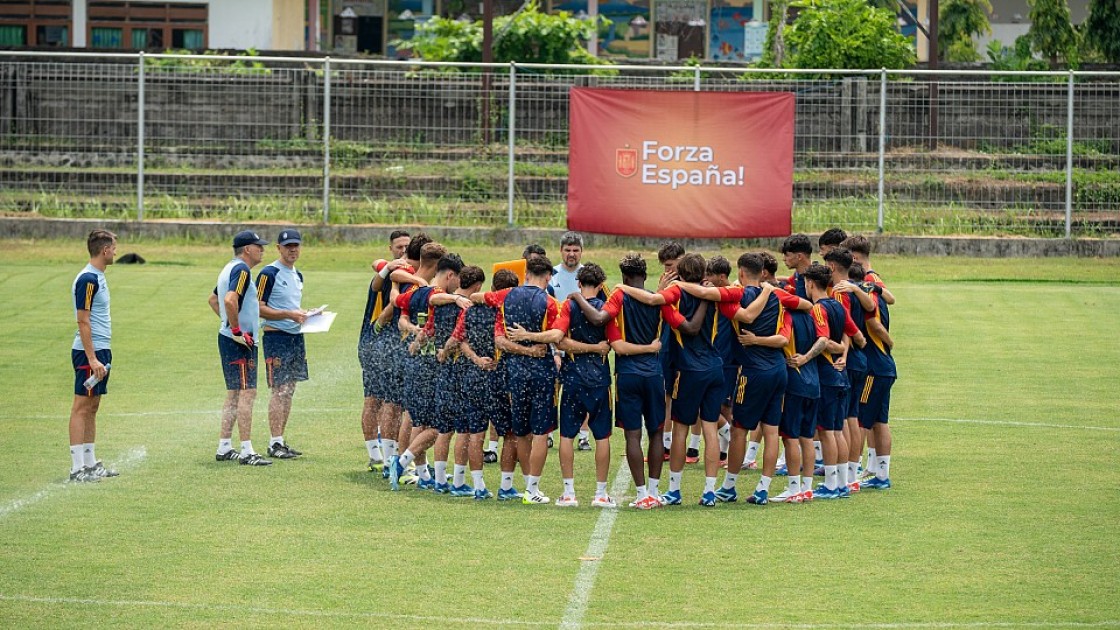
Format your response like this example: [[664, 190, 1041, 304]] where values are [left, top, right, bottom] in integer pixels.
[[2, 216, 1118, 258]]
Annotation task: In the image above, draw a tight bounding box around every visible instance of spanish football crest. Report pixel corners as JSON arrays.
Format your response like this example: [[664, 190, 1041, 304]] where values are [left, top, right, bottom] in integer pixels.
[[615, 146, 637, 178]]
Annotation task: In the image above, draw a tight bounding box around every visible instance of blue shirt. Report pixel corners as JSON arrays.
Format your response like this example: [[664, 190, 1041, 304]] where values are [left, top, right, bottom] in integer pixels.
[[216, 258, 259, 339], [784, 309, 822, 399], [257, 261, 304, 335], [604, 290, 663, 378], [660, 285, 722, 373], [549, 264, 582, 299], [863, 294, 897, 378], [72, 264, 110, 351], [721, 286, 786, 374], [491, 285, 558, 382], [814, 298, 851, 389], [556, 297, 611, 389]]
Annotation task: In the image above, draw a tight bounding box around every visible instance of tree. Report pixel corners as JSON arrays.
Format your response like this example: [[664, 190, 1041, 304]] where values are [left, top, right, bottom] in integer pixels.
[[760, 0, 790, 67], [939, 0, 993, 62], [1084, 0, 1120, 63], [783, 0, 916, 69], [1027, 0, 1077, 67]]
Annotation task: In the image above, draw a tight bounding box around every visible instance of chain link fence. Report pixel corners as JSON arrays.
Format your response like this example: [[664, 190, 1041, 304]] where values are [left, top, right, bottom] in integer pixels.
[[0, 52, 1117, 237]]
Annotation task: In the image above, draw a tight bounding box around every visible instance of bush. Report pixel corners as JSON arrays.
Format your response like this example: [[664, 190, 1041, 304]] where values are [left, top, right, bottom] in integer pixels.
[[940, 0, 992, 62], [783, 0, 916, 70]]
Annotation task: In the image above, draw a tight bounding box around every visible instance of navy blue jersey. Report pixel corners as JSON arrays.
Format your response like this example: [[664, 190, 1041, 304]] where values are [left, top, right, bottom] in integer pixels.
[[455, 304, 499, 359], [604, 290, 663, 378], [486, 286, 559, 381], [833, 290, 868, 375], [428, 300, 462, 349], [397, 285, 438, 329], [554, 297, 610, 389], [785, 271, 808, 299], [863, 294, 896, 378], [814, 298, 852, 389], [784, 309, 825, 399], [712, 302, 736, 366], [717, 286, 787, 373]]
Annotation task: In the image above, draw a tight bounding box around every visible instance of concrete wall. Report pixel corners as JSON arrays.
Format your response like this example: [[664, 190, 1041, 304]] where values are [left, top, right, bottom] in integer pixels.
[[272, 0, 307, 51], [209, 0, 275, 50], [3, 217, 1117, 257]]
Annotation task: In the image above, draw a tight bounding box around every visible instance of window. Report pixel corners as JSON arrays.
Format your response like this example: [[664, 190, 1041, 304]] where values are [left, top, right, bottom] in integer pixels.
[[36, 24, 68, 46], [91, 26, 123, 48], [130, 27, 146, 49], [87, 1, 207, 50], [171, 28, 202, 49], [0, 25, 26, 46], [0, 0, 72, 47]]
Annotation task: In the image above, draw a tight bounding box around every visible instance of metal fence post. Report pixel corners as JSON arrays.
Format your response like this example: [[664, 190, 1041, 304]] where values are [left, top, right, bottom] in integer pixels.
[[877, 68, 887, 233], [694, 65, 701, 92], [507, 61, 516, 228], [137, 51, 145, 222], [322, 57, 331, 225], [1065, 70, 1074, 239]]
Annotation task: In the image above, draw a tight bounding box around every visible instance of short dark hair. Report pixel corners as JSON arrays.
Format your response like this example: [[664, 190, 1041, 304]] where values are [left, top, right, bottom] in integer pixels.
[[577, 262, 606, 288], [437, 252, 463, 274], [419, 242, 447, 265], [840, 235, 871, 257], [823, 247, 854, 271], [675, 253, 706, 283], [560, 231, 583, 248], [760, 252, 778, 276], [818, 228, 848, 249], [657, 241, 685, 264], [389, 229, 410, 242], [87, 230, 116, 257], [705, 255, 731, 277], [848, 262, 866, 282], [618, 252, 647, 280], [780, 233, 813, 255], [804, 262, 832, 290], [492, 269, 519, 290], [737, 252, 765, 275], [459, 265, 484, 290], [522, 243, 547, 259], [406, 233, 433, 261], [526, 256, 553, 278]]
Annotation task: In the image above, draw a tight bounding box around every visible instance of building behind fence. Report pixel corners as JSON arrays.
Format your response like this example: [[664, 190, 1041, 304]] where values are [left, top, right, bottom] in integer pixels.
[[0, 52, 1117, 237]]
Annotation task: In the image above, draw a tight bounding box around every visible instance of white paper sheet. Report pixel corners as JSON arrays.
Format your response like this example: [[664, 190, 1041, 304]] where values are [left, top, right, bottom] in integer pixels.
[[300, 311, 337, 334]]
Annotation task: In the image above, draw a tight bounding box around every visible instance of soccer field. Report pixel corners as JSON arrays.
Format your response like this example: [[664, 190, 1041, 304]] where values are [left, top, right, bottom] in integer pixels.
[[1, 238, 1118, 629]]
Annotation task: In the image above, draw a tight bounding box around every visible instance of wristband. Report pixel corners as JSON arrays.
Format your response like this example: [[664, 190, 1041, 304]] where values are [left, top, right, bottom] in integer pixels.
[[230, 326, 242, 336], [379, 263, 393, 279]]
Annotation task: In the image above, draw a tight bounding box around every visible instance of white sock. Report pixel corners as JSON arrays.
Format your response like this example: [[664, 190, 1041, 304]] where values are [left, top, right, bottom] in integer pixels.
[[217, 438, 233, 454], [635, 484, 648, 500], [500, 471, 514, 491], [718, 423, 731, 441], [867, 448, 877, 470], [756, 475, 772, 493], [722, 471, 738, 490], [527, 475, 540, 496], [82, 443, 96, 468], [837, 464, 848, 487], [777, 452, 786, 468], [383, 439, 398, 458], [471, 470, 486, 490], [434, 461, 448, 485], [704, 476, 716, 493], [488, 440, 499, 452], [563, 478, 575, 496], [240, 440, 254, 456], [688, 434, 701, 450], [718, 429, 730, 453], [365, 439, 381, 459], [745, 441, 760, 463], [453, 464, 467, 487], [70, 445, 84, 473], [596, 481, 608, 497], [668, 471, 682, 493], [270, 436, 284, 447], [648, 477, 660, 496], [416, 464, 431, 481], [877, 455, 891, 480], [579, 430, 589, 441], [825, 465, 838, 490], [814, 440, 823, 462], [849, 461, 860, 481], [787, 477, 801, 494], [803, 476, 814, 493], [663, 432, 672, 448], [399, 450, 416, 469]]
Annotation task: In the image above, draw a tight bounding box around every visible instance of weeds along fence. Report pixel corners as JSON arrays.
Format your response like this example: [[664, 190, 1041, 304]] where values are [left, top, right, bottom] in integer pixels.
[[0, 51, 1117, 237]]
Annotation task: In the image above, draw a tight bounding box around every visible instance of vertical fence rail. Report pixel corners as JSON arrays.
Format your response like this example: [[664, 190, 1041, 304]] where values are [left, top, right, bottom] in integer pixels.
[[322, 57, 331, 225], [877, 68, 887, 233], [1065, 70, 1074, 239], [507, 61, 517, 227], [136, 52, 145, 221]]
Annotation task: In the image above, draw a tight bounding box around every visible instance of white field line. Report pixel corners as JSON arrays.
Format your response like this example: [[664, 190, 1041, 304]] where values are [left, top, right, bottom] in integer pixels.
[[0, 446, 147, 519], [560, 464, 634, 630], [0, 594, 1115, 629], [895, 416, 1120, 433]]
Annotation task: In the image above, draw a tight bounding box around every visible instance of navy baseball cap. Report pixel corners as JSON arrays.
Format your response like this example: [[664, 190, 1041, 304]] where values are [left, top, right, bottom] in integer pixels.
[[278, 229, 302, 246], [232, 230, 268, 248]]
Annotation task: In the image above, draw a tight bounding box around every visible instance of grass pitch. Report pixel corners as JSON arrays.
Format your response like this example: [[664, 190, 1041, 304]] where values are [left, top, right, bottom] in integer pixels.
[[0, 239, 1118, 629]]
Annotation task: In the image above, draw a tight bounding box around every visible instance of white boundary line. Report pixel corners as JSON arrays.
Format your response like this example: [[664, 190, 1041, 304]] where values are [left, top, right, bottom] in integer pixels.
[[0, 447, 147, 519], [0, 594, 1115, 629], [896, 416, 1120, 433], [560, 464, 634, 630]]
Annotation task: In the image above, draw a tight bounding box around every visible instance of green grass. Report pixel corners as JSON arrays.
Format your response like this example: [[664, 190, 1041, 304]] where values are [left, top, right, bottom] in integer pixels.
[[1, 239, 1119, 628]]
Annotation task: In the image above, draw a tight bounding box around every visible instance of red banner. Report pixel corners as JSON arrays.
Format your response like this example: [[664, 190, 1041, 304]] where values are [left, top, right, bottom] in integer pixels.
[[567, 88, 794, 238]]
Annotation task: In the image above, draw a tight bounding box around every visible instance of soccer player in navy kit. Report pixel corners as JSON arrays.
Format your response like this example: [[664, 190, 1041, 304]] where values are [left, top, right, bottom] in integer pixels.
[[858, 274, 896, 489], [68, 230, 119, 482], [257, 229, 309, 460], [209, 230, 271, 466], [655, 242, 685, 458]]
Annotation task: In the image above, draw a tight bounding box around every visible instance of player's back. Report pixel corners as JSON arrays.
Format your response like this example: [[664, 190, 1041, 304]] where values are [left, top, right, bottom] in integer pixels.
[[613, 292, 662, 377], [733, 286, 785, 373], [672, 292, 722, 372]]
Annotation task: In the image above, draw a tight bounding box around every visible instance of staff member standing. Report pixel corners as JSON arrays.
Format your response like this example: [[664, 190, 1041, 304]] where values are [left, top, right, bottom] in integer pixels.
[[257, 229, 309, 460], [68, 230, 119, 482], [209, 230, 271, 467]]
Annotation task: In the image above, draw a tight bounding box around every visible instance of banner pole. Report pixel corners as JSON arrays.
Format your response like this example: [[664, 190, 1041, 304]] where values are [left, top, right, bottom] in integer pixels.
[[693, 66, 700, 92], [877, 68, 887, 234], [507, 61, 516, 228]]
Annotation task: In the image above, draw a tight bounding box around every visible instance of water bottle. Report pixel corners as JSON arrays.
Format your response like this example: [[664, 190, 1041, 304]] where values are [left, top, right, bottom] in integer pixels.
[[83, 363, 111, 389]]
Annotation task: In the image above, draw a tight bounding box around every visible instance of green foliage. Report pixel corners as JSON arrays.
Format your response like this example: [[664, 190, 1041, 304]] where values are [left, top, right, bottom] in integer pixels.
[[782, 0, 916, 70], [986, 36, 1049, 78], [1083, 0, 1120, 63], [394, 1, 611, 71], [760, 0, 790, 67], [1027, 0, 1077, 66], [939, 0, 992, 62], [143, 48, 271, 75]]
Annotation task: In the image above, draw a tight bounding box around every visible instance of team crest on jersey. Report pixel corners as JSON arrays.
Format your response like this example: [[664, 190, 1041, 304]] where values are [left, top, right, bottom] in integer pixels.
[[615, 146, 637, 178]]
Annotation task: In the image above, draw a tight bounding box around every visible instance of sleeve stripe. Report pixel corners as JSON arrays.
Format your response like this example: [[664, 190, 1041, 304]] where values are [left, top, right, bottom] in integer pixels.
[[256, 276, 268, 300], [84, 282, 94, 309], [236, 271, 247, 295]]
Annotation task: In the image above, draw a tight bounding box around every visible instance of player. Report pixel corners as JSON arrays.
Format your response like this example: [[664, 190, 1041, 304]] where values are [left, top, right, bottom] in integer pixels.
[[841, 234, 896, 305], [655, 241, 685, 458], [549, 231, 595, 452], [68, 229, 119, 482], [856, 263, 897, 490], [818, 228, 848, 257]]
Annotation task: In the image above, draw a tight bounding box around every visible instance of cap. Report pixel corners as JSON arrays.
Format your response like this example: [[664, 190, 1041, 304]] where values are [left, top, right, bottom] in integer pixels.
[[278, 229, 302, 246], [232, 230, 269, 248]]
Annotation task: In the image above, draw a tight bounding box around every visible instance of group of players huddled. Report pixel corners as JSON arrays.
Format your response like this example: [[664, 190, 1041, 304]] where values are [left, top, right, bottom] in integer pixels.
[[357, 227, 896, 508]]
